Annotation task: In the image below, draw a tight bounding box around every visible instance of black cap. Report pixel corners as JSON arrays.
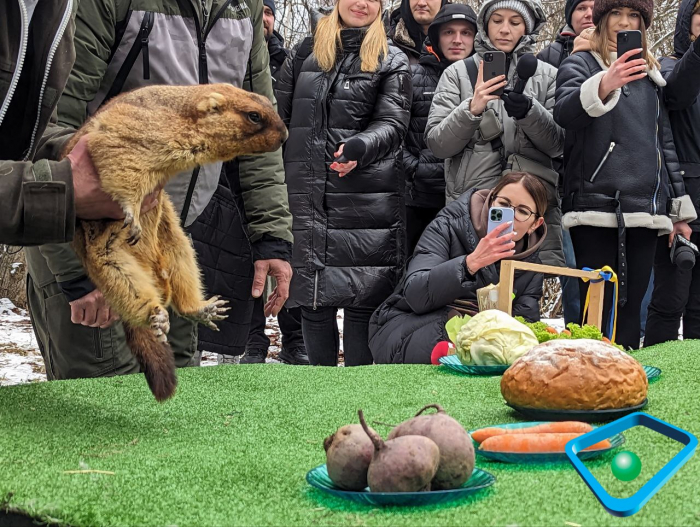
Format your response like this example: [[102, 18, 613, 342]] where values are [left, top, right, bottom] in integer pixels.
[[565, 0, 585, 27], [427, 4, 478, 60]]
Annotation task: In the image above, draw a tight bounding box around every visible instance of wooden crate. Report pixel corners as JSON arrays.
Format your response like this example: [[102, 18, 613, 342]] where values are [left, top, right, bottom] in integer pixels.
[[496, 261, 606, 331]]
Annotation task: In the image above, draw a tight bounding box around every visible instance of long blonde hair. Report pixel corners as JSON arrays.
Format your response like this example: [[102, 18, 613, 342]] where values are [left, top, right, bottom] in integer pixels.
[[313, 3, 389, 73], [591, 11, 659, 69]]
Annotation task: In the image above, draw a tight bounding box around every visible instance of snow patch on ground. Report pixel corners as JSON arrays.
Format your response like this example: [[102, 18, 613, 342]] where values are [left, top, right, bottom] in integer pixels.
[[0, 299, 45, 386]]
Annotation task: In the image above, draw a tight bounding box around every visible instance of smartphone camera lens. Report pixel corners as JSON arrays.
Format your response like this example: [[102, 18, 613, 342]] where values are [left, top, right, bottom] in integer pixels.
[[485, 53, 492, 62]]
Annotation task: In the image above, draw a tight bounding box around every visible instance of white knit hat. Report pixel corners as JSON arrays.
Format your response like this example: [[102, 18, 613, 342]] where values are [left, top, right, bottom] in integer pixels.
[[484, 0, 536, 34]]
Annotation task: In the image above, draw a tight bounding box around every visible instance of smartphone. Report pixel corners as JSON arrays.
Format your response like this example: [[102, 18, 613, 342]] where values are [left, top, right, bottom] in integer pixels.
[[487, 206, 515, 237], [482, 51, 506, 96], [617, 30, 643, 62]]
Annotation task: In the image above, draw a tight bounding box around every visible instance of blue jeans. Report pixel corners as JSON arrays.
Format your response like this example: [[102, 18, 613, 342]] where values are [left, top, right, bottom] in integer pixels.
[[560, 229, 581, 325]]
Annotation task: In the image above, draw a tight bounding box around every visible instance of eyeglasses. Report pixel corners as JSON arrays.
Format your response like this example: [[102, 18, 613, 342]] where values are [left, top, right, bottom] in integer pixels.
[[492, 196, 538, 222]]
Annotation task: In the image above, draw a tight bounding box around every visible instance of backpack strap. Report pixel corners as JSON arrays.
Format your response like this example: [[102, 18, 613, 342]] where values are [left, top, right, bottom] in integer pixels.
[[463, 55, 505, 161], [464, 55, 478, 90], [102, 11, 154, 105]]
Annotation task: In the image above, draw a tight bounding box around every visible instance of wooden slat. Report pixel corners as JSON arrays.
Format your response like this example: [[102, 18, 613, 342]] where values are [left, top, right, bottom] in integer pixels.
[[497, 260, 516, 314], [497, 260, 608, 332]]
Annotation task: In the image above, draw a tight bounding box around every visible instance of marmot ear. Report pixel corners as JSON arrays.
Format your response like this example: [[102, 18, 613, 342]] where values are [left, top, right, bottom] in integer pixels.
[[196, 92, 226, 113]]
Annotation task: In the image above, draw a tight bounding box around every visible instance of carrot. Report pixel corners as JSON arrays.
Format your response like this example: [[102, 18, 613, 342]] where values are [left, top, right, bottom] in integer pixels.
[[471, 421, 593, 444], [561, 329, 572, 336], [602, 337, 611, 343], [479, 433, 612, 453], [545, 326, 558, 334]]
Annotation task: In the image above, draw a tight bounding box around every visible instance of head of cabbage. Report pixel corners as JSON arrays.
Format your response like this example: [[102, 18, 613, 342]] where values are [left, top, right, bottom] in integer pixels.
[[455, 310, 538, 365]]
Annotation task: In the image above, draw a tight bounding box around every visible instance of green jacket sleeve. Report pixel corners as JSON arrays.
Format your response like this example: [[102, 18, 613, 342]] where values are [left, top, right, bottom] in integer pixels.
[[35, 0, 122, 294], [238, 0, 293, 247], [56, 0, 120, 128], [0, 106, 76, 247]]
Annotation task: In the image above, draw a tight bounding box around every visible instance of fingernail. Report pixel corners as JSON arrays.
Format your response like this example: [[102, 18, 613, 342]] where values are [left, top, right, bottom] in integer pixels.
[[253, 289, 261, 297]]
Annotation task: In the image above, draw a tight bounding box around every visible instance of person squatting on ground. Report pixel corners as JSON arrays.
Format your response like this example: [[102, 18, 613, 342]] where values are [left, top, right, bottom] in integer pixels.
[[425, 0, 565, 269], [369, 172, 548, 364], [645, 0, 700, 346], [404, 3, 479, 254], [24, 0, 293, 380], [276, 0, 411, 366], [554, 0, 696, 350], [537, 0, 595, 325]]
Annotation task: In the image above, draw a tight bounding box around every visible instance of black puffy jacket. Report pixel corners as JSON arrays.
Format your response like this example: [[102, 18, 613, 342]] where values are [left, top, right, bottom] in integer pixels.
[[405, 46, 449, 209], [660, 0, 700, 232], [276, 28, 412, 309], [268, 30, 289, 86], [537, 26, 576, 69], [555, 51, 693, 228], [369, 188, 545, 364]]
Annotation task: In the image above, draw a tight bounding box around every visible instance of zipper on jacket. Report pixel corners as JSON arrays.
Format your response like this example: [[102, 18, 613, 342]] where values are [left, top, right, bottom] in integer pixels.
[[140, 12, 153, 80], [313, 270, 319, 310], [24, 0, 73, 161], [589, 142, 616, 183], [0, 0, 30, 129], [652, 90, 661, 215]]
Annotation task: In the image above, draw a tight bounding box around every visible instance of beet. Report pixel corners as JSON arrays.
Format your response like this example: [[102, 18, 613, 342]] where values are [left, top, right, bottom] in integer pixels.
[[324, 424, 375, 490], [358, 410, 440, 493], [387, 404, 475, 490]]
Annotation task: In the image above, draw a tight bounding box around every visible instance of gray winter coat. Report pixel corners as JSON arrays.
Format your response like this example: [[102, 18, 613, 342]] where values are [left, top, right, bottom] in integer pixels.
[[425, 0, 564, 265]]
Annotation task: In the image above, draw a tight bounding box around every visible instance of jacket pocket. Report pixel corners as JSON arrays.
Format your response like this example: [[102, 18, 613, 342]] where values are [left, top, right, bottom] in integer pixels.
[[589, 142, 616, 183]]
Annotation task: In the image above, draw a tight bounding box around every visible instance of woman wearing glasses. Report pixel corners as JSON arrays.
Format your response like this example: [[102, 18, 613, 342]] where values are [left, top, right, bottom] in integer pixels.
[[369, 172, 547, 364]]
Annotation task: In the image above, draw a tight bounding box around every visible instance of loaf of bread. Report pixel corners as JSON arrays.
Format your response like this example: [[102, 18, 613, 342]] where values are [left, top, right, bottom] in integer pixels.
[[501, 340, 648, 410]]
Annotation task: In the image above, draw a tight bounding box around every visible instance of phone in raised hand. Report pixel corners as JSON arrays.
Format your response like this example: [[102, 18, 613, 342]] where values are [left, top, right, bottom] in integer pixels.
[[487, 207, 515, 237], [482, 51, 507, 96], [617, 30, 643, 62]]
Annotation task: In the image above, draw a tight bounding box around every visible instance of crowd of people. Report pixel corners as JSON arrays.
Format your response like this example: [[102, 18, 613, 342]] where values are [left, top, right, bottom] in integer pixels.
[[1, 0, 699, 381]]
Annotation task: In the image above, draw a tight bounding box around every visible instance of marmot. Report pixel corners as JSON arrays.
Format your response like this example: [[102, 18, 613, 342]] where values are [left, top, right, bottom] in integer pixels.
[[63, 83, 287, 401]]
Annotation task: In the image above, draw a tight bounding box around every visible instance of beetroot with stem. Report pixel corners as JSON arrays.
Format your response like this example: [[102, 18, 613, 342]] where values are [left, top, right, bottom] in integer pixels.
[[324, 424, 375, 491], [387, 404, 475, 490], [358, 409, 440, 493]]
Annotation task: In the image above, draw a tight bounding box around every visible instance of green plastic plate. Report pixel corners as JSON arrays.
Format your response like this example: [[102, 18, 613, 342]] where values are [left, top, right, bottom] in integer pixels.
[[440, 355, 661, 381], [469, 421, 625, 464], [306, 464, 495, 506], [439, 355, 508, 376]]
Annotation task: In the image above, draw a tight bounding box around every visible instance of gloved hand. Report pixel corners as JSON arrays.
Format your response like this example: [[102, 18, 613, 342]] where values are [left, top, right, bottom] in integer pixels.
[[501, 91, 533, 120]]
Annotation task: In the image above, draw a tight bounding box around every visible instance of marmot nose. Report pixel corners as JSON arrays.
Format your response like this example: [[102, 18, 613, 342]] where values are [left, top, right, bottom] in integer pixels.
[[277, 120, 289, 144]]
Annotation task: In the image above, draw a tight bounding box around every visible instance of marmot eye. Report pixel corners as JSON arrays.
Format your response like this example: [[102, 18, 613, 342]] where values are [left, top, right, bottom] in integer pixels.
[[248, 112, 262, 124]]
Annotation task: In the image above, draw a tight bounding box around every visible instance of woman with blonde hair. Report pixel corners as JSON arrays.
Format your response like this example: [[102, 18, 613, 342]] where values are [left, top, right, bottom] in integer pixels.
[[276, 0, 412, 366], [554, 0, 696, 350]]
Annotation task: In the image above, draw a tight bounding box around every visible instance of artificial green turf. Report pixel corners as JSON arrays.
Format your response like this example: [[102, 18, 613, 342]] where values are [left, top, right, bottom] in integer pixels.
[[1, 340, 699, 526]]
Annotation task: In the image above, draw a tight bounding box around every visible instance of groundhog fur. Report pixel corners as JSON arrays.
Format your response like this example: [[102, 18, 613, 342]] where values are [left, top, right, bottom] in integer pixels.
[[62, 83, 287, 401]]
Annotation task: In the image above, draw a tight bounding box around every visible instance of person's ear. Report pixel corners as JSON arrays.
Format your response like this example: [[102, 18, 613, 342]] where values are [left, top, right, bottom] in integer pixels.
[[529, 216, 544, 233]]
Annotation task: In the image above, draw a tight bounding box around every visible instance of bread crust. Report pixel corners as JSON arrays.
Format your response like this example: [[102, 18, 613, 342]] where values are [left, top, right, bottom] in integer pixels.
[[500, 339, 648, 410]]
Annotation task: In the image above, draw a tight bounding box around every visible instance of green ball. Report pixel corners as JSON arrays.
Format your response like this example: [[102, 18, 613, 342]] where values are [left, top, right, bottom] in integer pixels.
[[611, 451, 642, 481]]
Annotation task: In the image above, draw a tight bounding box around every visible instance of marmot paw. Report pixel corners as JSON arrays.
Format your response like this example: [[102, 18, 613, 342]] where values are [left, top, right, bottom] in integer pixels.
[[149, 306, 170, 343], [187, 296, 230, 330]]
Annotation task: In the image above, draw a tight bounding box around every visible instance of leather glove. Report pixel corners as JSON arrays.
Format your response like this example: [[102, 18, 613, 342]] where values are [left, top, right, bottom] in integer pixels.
[[501, 91, 533, 120]]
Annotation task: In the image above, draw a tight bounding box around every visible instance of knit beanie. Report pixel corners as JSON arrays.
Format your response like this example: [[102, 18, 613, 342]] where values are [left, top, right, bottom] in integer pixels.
[[565, 0, 587, 27], [263, 0, 276, 18], [484, 0, 536, 34], [592, 0, 654, 29]]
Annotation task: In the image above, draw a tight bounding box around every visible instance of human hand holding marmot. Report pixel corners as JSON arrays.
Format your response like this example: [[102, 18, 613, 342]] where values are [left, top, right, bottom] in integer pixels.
[[252, 259, 293, 316], [465, 221, 517, 274], [470, 61, 507, 116], [69, 135, 160, 220], [598, 49, 647, 101]]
